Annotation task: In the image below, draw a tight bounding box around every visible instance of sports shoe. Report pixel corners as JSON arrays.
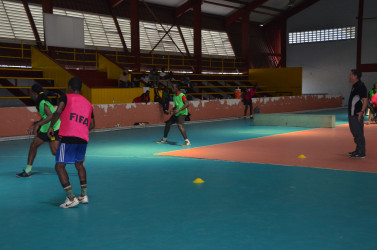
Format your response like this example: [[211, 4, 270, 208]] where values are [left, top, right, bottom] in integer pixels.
[[78, 195, 89, 204], [16, 170, 31, 178], [59, 197, 79, 208], [182, 140, 191, 146], [348, 151, 356, 157], [350, 153, 366, 159], [156, 138, 167, 144]]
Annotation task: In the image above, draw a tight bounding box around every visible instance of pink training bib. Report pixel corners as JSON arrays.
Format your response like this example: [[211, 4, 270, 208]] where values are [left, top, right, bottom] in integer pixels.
[[59, 94, 93, 142]]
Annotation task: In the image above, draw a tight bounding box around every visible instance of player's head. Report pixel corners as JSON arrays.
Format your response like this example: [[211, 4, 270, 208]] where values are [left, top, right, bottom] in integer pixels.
[[31, 84, 48, 107], [172, 83, 179, 93], [31, 84, 43, 100], [68, 77, 82, 92], [349, 69, 361, 84]]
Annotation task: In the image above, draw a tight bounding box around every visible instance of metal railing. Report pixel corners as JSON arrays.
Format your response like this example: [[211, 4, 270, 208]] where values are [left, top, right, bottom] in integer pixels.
[[0, 37, 244, 72], [0, 86, 67, 99]]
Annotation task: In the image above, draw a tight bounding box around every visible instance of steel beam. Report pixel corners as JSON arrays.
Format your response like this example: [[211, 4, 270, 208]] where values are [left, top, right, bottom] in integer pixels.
[[279, 21, 287, 67], [264, 0, 320, 27], [226, 0, 268, 26], [42, 0, 53, 14], [108, 0, 124, 8], [193, 0, 202, 73], [22, 0, 42, 49], [258, 5, 283, 13], [356, 0, 363, 70], [177, 24, 191, 57], [149, 23, 175, 54], [175, 0, 193, 18], [204, 0, 240, 9], [130, 0, 140, 71], [108, 1, 128, 53], [356, 0, 377, 72], [143, 0, 185, 56], [359, 64, 377, 72]]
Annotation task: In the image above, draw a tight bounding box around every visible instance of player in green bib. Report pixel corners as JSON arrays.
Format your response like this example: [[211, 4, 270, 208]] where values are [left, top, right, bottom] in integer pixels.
[[16, 84, 61, 177], [156, 83, 191, 146]]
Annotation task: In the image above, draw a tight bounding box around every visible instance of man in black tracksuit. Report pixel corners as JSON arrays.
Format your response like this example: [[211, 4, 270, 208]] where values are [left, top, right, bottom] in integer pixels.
[[348, 69, 368, 158]]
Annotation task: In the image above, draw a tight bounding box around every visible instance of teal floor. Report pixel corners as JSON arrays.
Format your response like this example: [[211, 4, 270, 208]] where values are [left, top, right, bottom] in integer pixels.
[[1, 108, 377, 250]]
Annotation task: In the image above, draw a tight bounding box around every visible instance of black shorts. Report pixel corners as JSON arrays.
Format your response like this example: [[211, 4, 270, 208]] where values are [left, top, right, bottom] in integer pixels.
[[243, 99, 252, 105], [368, 105, 377, 114], [166, 115, 186, 125], [37, 130, 60, 142]]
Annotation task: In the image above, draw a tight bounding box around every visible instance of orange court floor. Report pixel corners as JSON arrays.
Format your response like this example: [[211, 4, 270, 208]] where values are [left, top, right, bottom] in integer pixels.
[[158, 123, 377, 173]]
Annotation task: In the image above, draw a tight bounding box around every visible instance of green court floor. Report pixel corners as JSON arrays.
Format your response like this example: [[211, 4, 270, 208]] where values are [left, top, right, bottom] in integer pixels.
[[1, 108, 376, 250]]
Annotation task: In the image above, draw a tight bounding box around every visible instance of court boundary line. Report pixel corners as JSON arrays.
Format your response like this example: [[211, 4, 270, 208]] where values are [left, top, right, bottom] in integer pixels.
[[0, 117, 245, 142], [155, 124, 350, 155], [0, 107, 346, 142], [156, 151, 377, 174]]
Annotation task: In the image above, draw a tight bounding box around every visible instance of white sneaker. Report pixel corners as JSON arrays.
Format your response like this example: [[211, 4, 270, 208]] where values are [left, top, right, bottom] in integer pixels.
[[156, 138, 167, 144], [59, 197, 79, 208], [78, 195, 89, 204], [182, 140, 191, 146]]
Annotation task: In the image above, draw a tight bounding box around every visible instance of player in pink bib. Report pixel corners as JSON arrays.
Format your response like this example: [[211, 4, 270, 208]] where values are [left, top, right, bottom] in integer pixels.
[[48, 77, 95, 208], [366, 91, 377, 125]]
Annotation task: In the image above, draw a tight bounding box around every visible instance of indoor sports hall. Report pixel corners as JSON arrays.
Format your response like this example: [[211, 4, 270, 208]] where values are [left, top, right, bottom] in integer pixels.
[[1, 0, 377, 249]]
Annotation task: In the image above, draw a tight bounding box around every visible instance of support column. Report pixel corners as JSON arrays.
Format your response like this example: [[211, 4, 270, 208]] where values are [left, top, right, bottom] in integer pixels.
[[280, 20, 287, 67], [193, 0, 202, 73], [42, 0, 53, 13], [242, 10, 251, 70], [356, 0, 364, 70], [130, 0, 140, 71]]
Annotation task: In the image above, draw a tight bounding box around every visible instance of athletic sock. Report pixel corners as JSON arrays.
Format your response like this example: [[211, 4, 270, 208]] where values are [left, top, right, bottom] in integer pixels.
[[185, 139, 189, 142], [81, 186, 87, 196], [64, 187, 75, 199], [80, 181, 87, 196], [25, 165, 32, 173]]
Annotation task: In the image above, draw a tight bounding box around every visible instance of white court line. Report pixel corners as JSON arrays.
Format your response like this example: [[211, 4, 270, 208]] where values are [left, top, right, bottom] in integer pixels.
[[0, 117, 244, 142]]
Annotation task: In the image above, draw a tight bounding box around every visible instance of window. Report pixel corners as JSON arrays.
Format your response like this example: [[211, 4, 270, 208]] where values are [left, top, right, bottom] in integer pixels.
[[0, 0, 235, 57], [289, 27, 356, 44], [0, 0, 34, 40]]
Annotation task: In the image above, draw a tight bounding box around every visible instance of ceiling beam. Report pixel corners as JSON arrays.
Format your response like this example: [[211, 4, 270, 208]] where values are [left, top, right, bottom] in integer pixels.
[[108, 0, 124, 8], [175, 0, 204, 19], [258, 5, 283, 13], [252, 9, 278, 17], [204, 0, 240, 9], [221, 0, 248, 5], [175, 0, 193, 18], [265, 0, 320, 26], [225, 0, 269, 26]]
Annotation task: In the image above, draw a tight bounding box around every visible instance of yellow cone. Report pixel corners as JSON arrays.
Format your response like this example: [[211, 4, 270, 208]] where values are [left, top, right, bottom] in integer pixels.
[[298, 154, 307, 159], [193, 178, 205, 183]]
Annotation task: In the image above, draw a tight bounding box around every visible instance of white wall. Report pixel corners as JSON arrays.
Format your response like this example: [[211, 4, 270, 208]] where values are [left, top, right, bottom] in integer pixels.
[[287, 0, 377, 105]]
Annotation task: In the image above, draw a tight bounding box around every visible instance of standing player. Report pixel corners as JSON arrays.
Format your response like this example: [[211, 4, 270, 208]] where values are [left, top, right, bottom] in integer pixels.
[[156, 83, 190, 146], [48, 77, 95, 208], [347, 69, 367, 158], [16, 84, 61, 178], [242, 85, 257, 119]]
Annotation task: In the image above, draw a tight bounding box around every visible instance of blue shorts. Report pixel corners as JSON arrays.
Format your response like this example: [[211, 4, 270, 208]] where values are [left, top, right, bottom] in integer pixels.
[[56, 143, 87, 164]]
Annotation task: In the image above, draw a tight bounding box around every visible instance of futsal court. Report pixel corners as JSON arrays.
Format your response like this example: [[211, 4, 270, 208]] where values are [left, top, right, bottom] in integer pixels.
[[1, 107, 377, 250]]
